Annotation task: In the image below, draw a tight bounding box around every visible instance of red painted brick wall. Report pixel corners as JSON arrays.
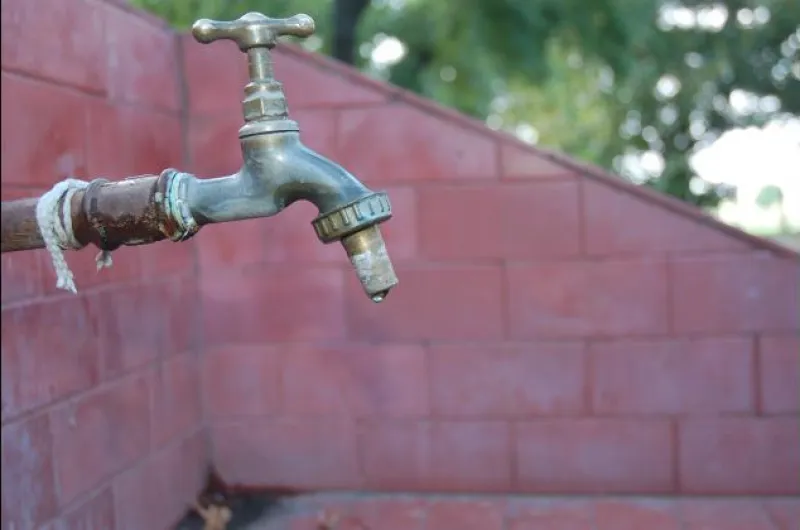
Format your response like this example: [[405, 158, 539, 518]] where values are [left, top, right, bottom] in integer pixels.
[[1, 1, 204, 529], [183, 39, 800, 497], [2, 2, 799, 528]]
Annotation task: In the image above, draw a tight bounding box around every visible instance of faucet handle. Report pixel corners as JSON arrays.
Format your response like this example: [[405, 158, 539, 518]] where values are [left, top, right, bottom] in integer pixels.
[[192, 12, 315, 51]]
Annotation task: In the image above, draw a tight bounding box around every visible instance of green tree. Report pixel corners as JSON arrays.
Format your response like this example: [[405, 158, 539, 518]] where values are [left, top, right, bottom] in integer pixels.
[[134, 0, 800, 208]]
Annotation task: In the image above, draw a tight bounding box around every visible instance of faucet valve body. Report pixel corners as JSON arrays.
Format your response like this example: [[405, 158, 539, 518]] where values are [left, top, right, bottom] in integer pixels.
[[190, 12, 399, 302]]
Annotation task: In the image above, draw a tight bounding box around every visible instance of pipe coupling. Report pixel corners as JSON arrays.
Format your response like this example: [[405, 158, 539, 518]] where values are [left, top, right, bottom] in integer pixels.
[[311, 191, 392, 243]]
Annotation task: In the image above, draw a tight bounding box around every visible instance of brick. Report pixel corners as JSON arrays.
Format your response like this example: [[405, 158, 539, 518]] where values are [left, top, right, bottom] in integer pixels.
[[159, 274, 199, 356], [1, 73, 89, 186], [186, 114, 243, 177], [1, 248, 45, 305], [681, 500, 774, 530], [378, 187, 418, 261], [764, 499, 800, 530], [347, 265, 504, 341], [507, 499, 595, 530], [151, 354, 201, 448], [500, 143, 574, 179], [671, 254, 800, 334], [196, 219, 267, 272], [590, 337, 754, 415], [211, 418, 360, 488], [417, 182, 580, 260], [105, 6, 180, 111], [679, 418, 800, 494], [282, 344, 428, 418], [57, 245, 142, 294], [507, 260, 669, 339], [360, 421, 512, 491], [91, 275, 196, 374], [261, 200, 345, 265], [429, 343, 586, 417], [583, 180, 748, 255], [293, 109, 338, 160], [41, 489, 116, 530], [181, 35, 247, 115], [1, 296, 101, 420], [50, 374, 151, 506], [114, 432, 206, 530], [0, 0, 107, 92], [202, 345, 282, 418], [338, 105, 497, 185], [760, 335, 800, 414], [137, 239, 196, 278], [426, 500, 504, 530], [515, 419, 673, 493], [274, 48, 387, 109], [91, 283, 164, 378], [200, 265, 345, 344], [595, 500, 680, 530], [1, 414, 58, 529], [86, 101, 182, 178]]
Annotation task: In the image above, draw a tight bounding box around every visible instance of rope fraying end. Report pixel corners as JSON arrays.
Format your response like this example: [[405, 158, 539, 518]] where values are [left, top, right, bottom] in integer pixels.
[[36, 177, 115, 294]]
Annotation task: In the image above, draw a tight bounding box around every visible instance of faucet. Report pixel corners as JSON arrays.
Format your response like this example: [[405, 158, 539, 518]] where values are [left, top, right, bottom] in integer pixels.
[[0, 12, 398, 302], [184, 12, 398, 302]]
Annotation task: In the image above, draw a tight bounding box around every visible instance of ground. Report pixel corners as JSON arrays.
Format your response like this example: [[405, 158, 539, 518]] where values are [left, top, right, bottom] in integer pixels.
[[173, 491, 800, 530]]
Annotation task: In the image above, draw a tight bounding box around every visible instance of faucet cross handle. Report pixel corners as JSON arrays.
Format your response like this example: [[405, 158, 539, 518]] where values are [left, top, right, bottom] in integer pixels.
[[192, 12, 315, 51]]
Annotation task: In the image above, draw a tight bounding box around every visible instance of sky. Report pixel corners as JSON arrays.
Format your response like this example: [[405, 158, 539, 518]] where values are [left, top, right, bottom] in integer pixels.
[[692, 119, 800, 233]]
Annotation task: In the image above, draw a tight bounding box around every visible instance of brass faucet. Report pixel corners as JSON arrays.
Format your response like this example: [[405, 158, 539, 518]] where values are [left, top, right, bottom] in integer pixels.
[[0, 12, 398, 302], [185, 12, 398, 302]]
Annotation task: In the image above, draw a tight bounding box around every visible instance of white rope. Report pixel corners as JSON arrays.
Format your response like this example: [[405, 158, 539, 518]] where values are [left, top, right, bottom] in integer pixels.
[[35, 178, 113, 294]]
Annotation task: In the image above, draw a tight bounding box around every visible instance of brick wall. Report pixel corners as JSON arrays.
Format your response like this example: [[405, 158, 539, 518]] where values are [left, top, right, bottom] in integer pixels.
[[184, 38, 799, 497], [1, 1, 204, 529], [2, 1, 799, 529]]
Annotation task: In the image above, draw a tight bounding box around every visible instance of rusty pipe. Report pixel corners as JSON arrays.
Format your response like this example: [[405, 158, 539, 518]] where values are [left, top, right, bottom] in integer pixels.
[[0, 172, 191, 254], [1, 196, 46, 253]]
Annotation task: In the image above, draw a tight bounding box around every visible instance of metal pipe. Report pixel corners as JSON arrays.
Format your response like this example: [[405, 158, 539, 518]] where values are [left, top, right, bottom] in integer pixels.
[[0, 173, 188, 254], [1, 196, 47, 252]]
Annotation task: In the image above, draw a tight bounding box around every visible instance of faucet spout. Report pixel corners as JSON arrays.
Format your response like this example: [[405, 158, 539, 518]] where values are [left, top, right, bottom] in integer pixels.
[[184, 130, 398, 301], [245, 132, 372, 215]]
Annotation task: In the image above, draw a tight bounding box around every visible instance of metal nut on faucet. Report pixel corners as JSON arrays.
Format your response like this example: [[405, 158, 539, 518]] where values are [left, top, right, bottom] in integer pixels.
[[243, 92, 287, 121]]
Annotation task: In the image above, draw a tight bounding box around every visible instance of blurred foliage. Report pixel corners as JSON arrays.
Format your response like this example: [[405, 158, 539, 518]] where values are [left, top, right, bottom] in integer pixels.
[[134, 0, 800, 207]]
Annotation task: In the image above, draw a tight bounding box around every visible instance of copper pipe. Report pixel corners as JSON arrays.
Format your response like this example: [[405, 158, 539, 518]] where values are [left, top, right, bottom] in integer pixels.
[[0, 173, 191, 254], [1, 196, 45, 253]]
